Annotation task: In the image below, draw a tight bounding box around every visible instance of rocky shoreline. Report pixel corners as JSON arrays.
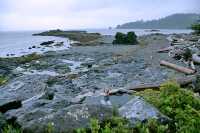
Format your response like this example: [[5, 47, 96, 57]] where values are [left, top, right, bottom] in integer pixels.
[[0, 32, 200, 132]]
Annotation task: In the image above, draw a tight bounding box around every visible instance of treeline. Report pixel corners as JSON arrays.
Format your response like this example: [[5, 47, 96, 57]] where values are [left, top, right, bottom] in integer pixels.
[[117, 13, 200, 29]]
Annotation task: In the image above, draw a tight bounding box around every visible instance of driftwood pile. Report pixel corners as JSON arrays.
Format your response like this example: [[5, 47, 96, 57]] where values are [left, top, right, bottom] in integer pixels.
[[107, 35, 200, 95], [157, 34, 200, 73]]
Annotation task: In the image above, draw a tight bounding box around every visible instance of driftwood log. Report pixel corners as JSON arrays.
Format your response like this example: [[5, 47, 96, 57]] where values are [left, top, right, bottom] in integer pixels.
[[157, 46, 173, 53], [192, 54, 200, 64], [108, 76, 196, 94], [160, 60, 195, 75], [128, 76, 196, 92]]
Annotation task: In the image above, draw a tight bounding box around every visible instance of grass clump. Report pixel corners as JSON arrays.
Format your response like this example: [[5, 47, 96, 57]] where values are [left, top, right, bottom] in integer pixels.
[[76, 117, 169, 133], [16, 53, 42, 64], [2, 125, 22, 133], [137, 81, 200, 133], [0, 76, 8, 86]]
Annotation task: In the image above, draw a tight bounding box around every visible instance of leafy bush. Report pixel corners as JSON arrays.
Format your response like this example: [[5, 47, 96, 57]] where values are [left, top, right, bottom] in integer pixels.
[[183, 48, 192, 61], [137, 81, 200, 133], [126, 32, 137, 44], [134, 119, 168, 133], [191, 23, 200, 34], [113, 32, 138, 45], [113, 32, 126, 44]]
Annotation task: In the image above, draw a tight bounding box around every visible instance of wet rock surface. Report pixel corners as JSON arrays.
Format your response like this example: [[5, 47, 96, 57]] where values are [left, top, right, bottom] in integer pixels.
[[0, 33, 198, 132]]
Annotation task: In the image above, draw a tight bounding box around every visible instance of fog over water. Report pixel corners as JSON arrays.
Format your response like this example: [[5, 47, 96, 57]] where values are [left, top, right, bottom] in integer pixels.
[[0, 0, 199, 31]]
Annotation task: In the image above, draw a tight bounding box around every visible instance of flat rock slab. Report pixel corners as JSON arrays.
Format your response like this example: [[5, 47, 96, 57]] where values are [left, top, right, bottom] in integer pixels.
[[119, 96, 168, 124], [18, 104, 113, 133], [0, 75, 49, 113], [83, 94, 133, 108]]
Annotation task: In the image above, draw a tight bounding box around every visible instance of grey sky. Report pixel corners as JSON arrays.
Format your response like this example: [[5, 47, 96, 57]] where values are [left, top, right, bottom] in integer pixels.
[[0, 0, 199, 31]]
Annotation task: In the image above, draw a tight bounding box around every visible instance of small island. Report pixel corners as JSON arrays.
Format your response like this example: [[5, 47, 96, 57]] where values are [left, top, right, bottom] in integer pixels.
[[33, 29, 102, 45]]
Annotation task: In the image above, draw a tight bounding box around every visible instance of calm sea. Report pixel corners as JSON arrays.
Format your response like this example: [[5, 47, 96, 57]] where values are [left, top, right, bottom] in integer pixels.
[[0, 29, 192, 57]]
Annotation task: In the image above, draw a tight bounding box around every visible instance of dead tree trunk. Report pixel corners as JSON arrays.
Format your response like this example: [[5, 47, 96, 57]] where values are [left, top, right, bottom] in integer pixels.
[[128, 76, 196, 92], [160, 60, 195, 75]]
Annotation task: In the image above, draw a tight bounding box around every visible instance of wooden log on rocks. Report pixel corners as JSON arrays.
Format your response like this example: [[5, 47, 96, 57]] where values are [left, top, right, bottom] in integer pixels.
[[157, 46, 173, 53], [129, 76, 196, 92], [160, 60, 195, 75], [129, 84, 161, 91], [107, 76, 196, 95]]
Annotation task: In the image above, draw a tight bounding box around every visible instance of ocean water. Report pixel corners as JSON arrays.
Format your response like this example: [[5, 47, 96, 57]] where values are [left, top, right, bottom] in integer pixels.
[[0, 29, 192, 57], [0, 31, 71, 57], [87, 29, 192, 36]]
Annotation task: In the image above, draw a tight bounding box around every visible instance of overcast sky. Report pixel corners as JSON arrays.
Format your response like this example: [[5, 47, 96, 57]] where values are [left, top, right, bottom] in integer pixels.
[[0, 0, 199, 31]]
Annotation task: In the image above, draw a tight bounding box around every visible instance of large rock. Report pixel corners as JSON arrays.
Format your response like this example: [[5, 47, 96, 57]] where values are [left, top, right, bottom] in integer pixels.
[[15, 104, 113, 133], [0, 75, 49, 113], [83, 94, 132, 108], [119, 96, 168, 124]]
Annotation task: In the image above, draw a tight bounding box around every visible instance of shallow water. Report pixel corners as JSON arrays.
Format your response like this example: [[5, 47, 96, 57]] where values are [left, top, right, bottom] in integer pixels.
[[86, 28, 192, 36], [0, 31, 70, 57], [0, 29, 192, 57], [61, 59, 82, 71], [23, 70, 60, 76]]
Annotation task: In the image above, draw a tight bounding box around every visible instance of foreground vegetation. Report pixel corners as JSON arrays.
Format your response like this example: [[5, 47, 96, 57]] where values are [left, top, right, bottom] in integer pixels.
[[77, 82, 200, 133], [1, 82, 200, 133], [137, 82, 200, 133], [76, 117, 168, 133]]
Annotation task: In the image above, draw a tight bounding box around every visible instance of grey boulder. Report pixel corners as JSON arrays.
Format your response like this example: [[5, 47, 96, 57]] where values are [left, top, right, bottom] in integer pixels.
[[119, 96, 169, 124]]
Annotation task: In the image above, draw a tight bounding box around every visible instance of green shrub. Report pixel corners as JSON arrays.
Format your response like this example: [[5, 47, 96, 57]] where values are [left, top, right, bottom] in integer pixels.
[[2, 125, 22, 133], [137, 81, 200, 133], [183, 48, 192, 61], [113, 32, 138, 45], [113, 32, 126, 44], [191, 23, 200, 34], [126, 32, 137, 44], [134, 119, 168, 133]]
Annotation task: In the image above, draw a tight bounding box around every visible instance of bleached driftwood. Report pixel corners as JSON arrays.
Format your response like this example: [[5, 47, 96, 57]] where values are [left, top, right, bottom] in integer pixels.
[[192, 54, 200, 64], [190, 61, 196, 70], [160, 60, 195, 75]]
